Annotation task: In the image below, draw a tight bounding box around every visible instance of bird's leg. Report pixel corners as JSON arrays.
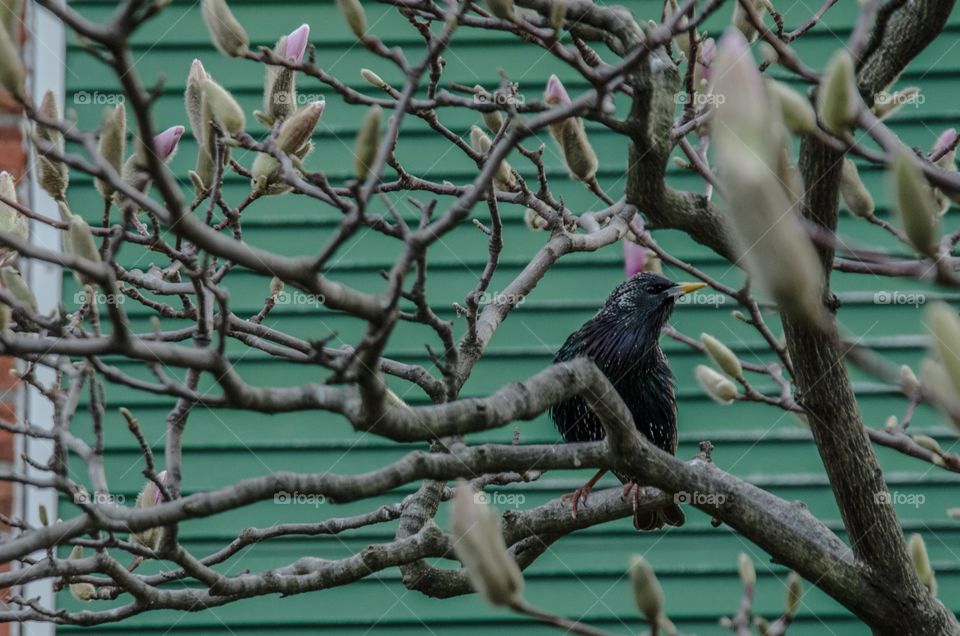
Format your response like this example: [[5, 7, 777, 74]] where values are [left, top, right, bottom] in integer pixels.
[[561, 469, 607, 517], [622, 482, 641, 516]]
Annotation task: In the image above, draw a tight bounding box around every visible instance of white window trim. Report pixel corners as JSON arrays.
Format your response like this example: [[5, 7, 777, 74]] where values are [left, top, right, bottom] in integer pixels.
[[17, 3, 65, 635]]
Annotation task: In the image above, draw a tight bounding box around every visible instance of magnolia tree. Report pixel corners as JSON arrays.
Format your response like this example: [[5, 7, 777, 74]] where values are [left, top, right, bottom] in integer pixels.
[[1, 0, 959, 633]]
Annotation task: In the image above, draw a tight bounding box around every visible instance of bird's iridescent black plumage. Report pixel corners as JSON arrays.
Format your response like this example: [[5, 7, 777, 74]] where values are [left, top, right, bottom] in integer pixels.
[[550, 273, 688, 531]]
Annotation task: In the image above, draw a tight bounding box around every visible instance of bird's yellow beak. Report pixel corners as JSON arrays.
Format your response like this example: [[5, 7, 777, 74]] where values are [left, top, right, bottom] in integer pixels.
[[677, 281, 707, 295]]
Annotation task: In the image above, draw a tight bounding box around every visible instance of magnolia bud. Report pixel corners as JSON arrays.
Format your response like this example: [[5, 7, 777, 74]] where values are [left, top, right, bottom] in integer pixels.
[[0, 23, 23, 99], [0, 0, 21, 42], [131, 471, 170, 552], [361, 68, 387, 90], [926, 302, 960, 392], [470, 126, 515, 190], [523, 208, 548, 231], [759, 41, 778, 65], [38, 504, 48, 526], [700, 333, 742, 379], [65, 216, 101, 285], [892, 150, 941, 257], [922, 358, 960, 427], [839, 158, 874, 218], [913, 434, 943, 455], [0, 171, 27, 251], [354, 105, 382, 181], [785, 571, 802, 618], [628, 554, 664, 623], [554, 118, 598, 182], [663, 0, 690, 55], [0, 267, 36, 312], [933, 128, 957, 170], [202, 0, 249, 57], [263, 27, 307, 123], [68, 545, 96, 602], [817, 50, 857, 136], [185, 59, 209, 143], [695, 364, 737, 404], [35, 91, 69, 200], [900, 364, 920, 396], [884, 415, 898, 431], [450, 481, 524, 606], [95, 103, 126, 199], [909, 533, 937, 596], [336, 0, 367, 38], [482, 109, 503, 134], [548, 0, 565, 31], [766, 80, 815, 135], [737, 552, 756, 588], [203, 78, 245, 134], [270, 276, 284, 297], [732, 0, 770, 43], [644, 254, 663, 275], [485, 0, 515, 21], [277, 100, 324, 154]]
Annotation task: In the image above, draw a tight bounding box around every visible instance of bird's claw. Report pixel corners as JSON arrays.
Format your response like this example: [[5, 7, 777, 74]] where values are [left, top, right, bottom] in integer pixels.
[[561, 485, 594, 518], [621, 482, 649, 515]]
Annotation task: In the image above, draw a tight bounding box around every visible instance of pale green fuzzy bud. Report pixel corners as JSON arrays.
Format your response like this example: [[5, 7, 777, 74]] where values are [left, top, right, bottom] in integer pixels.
[[900, 364, 920, 396], [203, 78, 245, 134], [737, 553, 756, 588], [548, 0, 565, 31], [644, 254, 663, 274], [185, 59, 209, 143], [785, 571, 803, 618], [482, 109, 503, 134], [551, 118, 598, 183], [884, 415, 898, 432], [277, 101, 323, 153], [67, 545, 96, 602], [926, 302, 960, 393], [361, 68, 387, 90], [839, 158, 874, 218], [35, 90, 69, 200], [922, 358, 960, 427], [694, 364, 737, 404], [470, 126, 515, 190], [663, 0, 690, 55], [355, 105, 382, 181], [95, 103, 126, 199], [0, 303, 9, 333], [450, 481, 524, 606], [485, 0, 515, 21], [202, 0, 249, 57], [0, 171, 27, 251], [628, 554, 664, 624], [0, 22, 23, 99], [766, 80, 815, 134], [758, 41, 778, 65], [265, 66, 296, 124], [269, 276, 284, 298], [38, 504, 48, 526], [1, 267, 36, 312], [523, 208, 548, 231], [336, 0, 368, 38], [65, 216, 101, 285], [908, 533, 937, 596], [817, 50, 857, 136], [754, 616, 771, 635], [891, 150, 940, 257], [700, 333, 742, 379], [913, 434, 943, 455], [732, 0, 763, 43]]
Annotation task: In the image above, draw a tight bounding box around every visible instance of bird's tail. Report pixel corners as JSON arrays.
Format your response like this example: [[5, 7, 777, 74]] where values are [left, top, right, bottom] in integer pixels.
[[633, 504, 685, 531]]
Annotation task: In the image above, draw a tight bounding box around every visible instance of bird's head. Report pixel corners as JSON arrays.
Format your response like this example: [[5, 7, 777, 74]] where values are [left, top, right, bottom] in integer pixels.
[[600, 273, 707, 333]]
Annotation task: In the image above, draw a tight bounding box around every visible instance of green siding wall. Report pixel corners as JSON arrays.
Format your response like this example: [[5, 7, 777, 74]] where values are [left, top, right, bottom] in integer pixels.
[[55, 1, 960, 633]]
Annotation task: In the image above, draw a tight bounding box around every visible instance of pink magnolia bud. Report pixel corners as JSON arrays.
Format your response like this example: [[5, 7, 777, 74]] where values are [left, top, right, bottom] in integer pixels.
[[697, 37, 716, 82], [283, 24, 310, 64], [544, 74, 571, 106], [154, 125, 185, 162], [624, 217, 647, 277], [934, 128, 957, 156], [153, 470, 169, 505]]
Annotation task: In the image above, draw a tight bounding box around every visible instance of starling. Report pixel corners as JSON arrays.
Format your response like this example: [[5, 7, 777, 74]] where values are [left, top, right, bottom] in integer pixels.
[[550, 273, 705, 530]]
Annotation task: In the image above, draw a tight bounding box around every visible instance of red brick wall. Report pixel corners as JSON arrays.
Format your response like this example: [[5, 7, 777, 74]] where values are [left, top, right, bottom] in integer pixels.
[[0, 11, 26, 634]]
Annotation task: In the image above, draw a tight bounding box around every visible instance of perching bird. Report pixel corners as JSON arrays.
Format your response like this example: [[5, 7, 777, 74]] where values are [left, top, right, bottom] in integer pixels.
[[550, 273, 705, 530]]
